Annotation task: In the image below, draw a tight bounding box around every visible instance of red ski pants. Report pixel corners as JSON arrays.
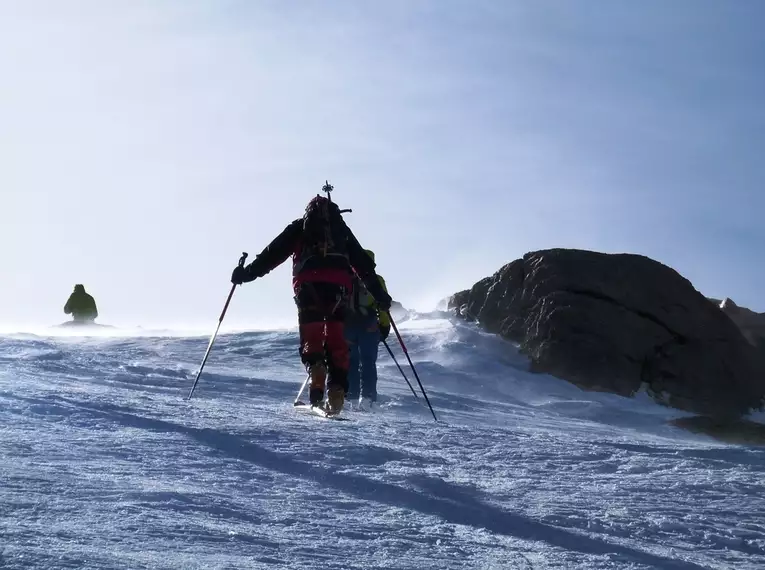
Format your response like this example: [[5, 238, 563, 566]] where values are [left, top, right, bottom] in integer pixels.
[[295, 282, 350, 390]]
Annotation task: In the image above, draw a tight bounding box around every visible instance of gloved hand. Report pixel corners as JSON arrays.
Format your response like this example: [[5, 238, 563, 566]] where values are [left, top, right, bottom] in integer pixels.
[[231, 264, 249, 285], [380, 324, 390, 342]]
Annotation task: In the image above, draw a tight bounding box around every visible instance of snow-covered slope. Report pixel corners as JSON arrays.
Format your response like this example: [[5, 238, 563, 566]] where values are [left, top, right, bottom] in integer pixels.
[[1, 317, 764, 569]]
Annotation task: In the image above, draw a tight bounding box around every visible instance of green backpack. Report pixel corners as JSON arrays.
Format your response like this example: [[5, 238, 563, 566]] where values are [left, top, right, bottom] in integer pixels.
[[350, 276, 377, 318]]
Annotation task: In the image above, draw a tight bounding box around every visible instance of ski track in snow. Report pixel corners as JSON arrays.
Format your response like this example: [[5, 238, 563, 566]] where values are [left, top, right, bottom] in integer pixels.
[[1, 317, 764, 569]]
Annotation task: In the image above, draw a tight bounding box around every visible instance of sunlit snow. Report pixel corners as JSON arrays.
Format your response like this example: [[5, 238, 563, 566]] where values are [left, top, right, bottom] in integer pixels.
[[2, 315, 763, 569]]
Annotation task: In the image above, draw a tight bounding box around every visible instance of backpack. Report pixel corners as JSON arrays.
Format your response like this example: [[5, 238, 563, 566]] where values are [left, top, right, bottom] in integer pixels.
[[349, 276, 377, 317], [295, 195, 350, 271]]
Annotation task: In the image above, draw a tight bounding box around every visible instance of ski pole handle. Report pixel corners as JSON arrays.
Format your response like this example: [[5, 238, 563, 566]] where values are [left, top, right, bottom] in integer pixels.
[[214, 252, 247, 323]]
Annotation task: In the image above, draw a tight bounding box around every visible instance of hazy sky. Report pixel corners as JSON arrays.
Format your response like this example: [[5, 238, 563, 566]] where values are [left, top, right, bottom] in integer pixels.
[[2, 0, 763, 330]]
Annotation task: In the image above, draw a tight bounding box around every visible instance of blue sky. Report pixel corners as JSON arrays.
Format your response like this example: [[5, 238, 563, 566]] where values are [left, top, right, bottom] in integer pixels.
[[1, 0, 763, 329]]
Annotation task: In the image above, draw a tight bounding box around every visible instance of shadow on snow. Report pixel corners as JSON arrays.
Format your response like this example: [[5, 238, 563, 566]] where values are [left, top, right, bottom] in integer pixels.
[[13, 393, 712, 570]]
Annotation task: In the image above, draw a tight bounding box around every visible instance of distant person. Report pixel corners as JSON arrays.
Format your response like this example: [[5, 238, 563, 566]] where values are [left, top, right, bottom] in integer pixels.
[[64, 284, 98, 323], [345, 249, 391, 410], [231, 187, 392, 415]]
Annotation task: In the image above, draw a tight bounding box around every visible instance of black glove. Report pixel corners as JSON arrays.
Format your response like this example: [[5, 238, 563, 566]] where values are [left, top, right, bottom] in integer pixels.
[[231, 265, 248, 285], [380, 324, 390, 342]]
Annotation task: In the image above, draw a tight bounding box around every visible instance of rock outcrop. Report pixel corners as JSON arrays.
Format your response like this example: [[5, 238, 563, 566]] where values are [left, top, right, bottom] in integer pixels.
[[389, 300, 409, 322], [717, 298, 765, 354], [449, 249, 765, 419]]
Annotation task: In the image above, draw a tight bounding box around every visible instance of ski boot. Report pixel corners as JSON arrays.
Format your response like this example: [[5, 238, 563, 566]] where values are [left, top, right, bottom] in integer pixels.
[[326, 385, 345, 415], [308, 362, 327, 408]]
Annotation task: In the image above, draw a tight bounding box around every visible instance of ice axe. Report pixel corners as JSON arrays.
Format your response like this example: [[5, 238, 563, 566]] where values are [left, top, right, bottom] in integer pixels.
[[320, 181, 353, 214], [186, 251, 248, 400]]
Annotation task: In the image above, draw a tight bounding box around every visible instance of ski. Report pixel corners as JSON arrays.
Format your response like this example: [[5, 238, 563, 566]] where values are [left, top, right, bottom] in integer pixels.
[[294, 403, 351, 421]]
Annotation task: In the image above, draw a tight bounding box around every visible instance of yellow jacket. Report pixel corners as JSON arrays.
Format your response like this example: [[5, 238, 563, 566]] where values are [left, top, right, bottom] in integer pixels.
[[376, 275, 391, 328], [354, 248, 391, 330], [349, 274, 391, 329]]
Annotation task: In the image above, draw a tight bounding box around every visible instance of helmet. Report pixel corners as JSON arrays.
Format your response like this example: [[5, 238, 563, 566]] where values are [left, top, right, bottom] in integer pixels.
[[364, 249, 375, 262], [305, 194, 329, 211]]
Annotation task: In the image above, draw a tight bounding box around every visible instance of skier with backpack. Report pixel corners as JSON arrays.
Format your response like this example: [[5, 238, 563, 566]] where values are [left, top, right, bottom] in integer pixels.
[[230, 184, 392, 415], [345, 249, 390, 410]]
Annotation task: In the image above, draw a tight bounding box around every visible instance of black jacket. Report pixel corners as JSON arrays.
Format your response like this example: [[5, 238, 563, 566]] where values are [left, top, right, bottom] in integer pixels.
[[242, 218, 391, 306], [64, 290, 98, 321]]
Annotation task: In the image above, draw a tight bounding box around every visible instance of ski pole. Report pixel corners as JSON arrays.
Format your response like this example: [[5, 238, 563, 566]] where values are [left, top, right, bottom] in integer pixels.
[[293, 373, 311, 406], [387, 314, 438, 421], [186, 252, 248, 400], [382, 339, 419, 401]]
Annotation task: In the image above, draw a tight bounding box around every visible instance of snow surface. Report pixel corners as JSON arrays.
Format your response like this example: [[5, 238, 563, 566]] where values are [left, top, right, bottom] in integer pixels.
[[1, 315, 764, 569]]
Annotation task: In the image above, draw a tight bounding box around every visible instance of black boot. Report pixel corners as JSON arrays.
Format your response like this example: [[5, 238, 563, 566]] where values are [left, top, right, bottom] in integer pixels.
[[309, 388, 325, 406]]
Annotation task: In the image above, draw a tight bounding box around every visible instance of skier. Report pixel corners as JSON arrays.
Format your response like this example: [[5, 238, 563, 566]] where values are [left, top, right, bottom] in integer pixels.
[[230, 189, 392, 414], [64, 284, 98, 323], [345, 249, 390, 410]]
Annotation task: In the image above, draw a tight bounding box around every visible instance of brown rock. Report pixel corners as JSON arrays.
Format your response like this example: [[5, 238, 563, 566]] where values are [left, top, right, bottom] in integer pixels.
[[449, 248, 765, 419], [718, 297, 765, 350]]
